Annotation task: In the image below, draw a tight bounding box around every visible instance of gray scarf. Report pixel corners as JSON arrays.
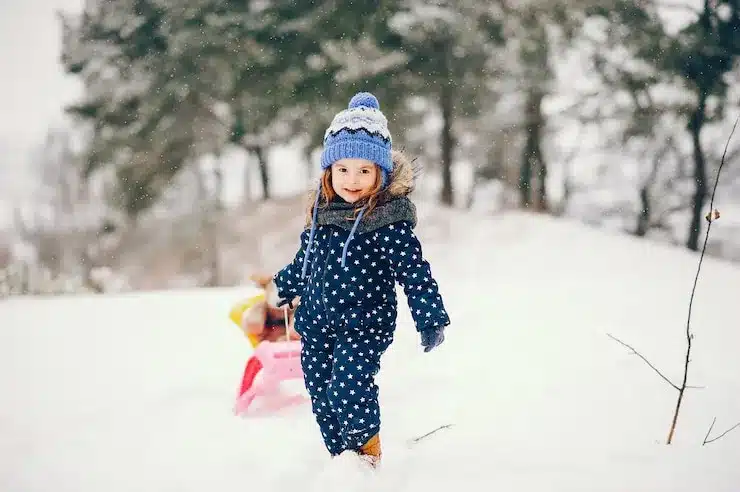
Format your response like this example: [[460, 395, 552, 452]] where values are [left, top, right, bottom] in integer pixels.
[[316, 196, 417, 234], [299, 193, 416, 279]]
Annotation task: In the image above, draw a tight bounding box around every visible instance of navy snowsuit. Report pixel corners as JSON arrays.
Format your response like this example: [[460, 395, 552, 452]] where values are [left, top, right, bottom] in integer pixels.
[[274, 161, 450, 455]]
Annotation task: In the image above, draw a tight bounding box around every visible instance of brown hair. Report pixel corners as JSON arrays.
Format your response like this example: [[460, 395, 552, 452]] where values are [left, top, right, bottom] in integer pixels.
[[305, 166, 384, 225]]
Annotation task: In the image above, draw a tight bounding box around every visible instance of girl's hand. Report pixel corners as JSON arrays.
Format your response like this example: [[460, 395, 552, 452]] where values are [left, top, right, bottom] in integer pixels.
[[276, 297, 296, 309], [420, 326, 445, 353]]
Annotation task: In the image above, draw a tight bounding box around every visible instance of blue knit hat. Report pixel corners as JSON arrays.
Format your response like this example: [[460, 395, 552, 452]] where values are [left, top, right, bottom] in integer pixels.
[[300, 92, 392, 280], [320, 92, 393, 187]]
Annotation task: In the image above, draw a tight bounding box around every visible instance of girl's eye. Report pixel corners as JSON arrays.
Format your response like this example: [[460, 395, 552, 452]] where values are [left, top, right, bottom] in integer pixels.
[[361, 169, 370, 174]]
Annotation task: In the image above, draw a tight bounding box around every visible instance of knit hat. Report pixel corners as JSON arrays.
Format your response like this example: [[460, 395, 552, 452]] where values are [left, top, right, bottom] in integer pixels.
[[320, 92, 393, 187], [299, 92, 392, 280]]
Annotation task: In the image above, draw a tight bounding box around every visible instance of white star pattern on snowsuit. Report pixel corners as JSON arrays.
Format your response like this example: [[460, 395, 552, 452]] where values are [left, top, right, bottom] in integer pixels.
[[275, 220, 449, 455]]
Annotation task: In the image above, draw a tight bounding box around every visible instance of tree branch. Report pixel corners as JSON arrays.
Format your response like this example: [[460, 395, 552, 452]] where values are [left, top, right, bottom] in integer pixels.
[[607, 333, 680, 390]]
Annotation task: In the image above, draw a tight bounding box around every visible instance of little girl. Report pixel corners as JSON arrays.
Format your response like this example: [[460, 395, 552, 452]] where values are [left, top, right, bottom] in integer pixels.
[[272, 92, 450, 468]]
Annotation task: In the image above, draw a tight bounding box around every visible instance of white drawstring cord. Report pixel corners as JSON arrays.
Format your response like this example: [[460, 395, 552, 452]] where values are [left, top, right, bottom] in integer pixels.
[[283, 304, 290, 341]]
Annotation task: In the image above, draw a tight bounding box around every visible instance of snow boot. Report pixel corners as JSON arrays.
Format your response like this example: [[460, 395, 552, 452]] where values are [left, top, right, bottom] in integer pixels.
[[357, 433, 381, 468]]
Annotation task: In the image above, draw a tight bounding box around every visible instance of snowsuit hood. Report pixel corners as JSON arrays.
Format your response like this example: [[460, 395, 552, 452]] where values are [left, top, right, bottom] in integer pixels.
[[301, 150, 418, 277]]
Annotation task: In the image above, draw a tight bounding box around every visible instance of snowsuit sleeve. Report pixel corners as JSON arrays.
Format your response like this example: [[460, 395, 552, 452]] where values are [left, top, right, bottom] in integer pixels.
[[387, 221, 450, 333], [273, 228, 310, 300]]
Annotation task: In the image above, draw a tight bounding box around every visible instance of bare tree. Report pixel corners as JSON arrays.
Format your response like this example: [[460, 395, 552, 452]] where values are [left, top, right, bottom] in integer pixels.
[[26, 128, 88, 276], [194, 156, 224, 287], [7, 126, 116, 295]]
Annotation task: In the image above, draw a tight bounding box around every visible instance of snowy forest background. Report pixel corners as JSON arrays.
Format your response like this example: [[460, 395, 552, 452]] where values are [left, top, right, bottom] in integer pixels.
[[1, 0, 740, 297]]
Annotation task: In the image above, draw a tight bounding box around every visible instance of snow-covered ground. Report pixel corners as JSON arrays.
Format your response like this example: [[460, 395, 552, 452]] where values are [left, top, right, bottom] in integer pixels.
[[2, 208, 740, 491]]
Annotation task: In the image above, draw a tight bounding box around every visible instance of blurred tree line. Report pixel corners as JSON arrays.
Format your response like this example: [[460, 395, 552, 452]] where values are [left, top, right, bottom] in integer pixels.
[[39, 0, 740, 259]]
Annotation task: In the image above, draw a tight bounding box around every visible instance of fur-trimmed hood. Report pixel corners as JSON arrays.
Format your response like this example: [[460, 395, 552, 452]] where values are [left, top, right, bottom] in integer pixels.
[[381, 149, 417, 199], [306, 149, 419, 234], [298, 149, 420, 278]]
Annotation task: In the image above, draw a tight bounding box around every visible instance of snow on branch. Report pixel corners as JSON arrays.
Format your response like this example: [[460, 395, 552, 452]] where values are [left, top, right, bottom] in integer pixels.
[[322, 37, 408, 83]]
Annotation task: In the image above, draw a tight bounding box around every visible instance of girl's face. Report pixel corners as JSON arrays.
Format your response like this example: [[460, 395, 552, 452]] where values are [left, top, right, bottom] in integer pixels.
[[330, 158, 379, 203]]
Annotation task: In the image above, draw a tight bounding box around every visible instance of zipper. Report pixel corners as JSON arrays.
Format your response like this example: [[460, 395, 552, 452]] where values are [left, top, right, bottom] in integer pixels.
[[320, 229, 333, 315]]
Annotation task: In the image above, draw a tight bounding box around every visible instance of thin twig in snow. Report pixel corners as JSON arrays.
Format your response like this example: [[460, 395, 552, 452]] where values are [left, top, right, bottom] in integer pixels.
[[703, 417, 740, 445], [607, 333, 680, 390], [666, 115, 739, 444], [606, 117, 738, 444], [703, 417, 716, 445], [408, 424, 453, 445], [606, 117, 738, 445]]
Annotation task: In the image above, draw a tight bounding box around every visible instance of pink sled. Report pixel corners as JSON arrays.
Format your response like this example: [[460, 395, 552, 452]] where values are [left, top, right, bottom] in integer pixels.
[[233, 339, 308, 417]]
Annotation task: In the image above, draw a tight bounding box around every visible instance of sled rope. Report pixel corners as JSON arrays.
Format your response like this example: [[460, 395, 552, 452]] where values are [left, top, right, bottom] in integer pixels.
[[283, 304, 289, 340]]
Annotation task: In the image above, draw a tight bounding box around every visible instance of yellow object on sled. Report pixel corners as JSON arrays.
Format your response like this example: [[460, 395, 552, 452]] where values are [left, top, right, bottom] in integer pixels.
[[229, 292, 266, 348]]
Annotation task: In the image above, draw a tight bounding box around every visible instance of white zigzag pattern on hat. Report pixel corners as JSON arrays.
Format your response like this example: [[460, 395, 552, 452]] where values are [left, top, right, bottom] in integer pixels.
[[323, 107, 391, 142]]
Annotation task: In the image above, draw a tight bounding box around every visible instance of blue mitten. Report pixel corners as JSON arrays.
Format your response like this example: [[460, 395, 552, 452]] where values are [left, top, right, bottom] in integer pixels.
[[420, 326, 445, 353]]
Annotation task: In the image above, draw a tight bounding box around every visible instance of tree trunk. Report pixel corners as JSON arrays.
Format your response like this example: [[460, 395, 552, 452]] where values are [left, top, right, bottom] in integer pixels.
[[635, 185, 651, 237], [535, 158, 548, 212], [206, 160, 223, 287], [243, 152, 253, 204], [633, 137, 674, 237], [193, 162, 220, 287], [532, 93, 547, 212], [686, 92, 708, 251], [520, 89, 546, 211], [519, 153, 532, 208], [241, 143, 270, 202], [212, 159, 224, 213], [253, 145, 270, 201], [439, 82, 454, 206]]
